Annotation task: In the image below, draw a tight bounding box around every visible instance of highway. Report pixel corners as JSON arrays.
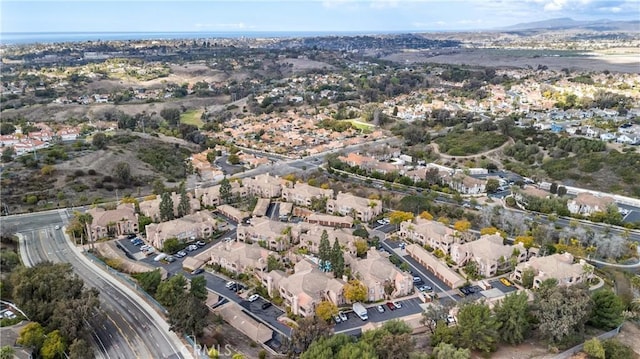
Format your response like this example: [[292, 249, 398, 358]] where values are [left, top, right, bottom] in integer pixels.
[[3, 210, 189, 359]]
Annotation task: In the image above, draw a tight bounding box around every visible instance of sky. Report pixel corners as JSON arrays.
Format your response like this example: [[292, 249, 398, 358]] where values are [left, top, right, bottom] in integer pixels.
[[1, 0, 639, 33]]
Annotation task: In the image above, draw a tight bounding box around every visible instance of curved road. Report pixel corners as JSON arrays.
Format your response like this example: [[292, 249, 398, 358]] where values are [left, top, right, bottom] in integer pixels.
[[3, 210, 189, 359]]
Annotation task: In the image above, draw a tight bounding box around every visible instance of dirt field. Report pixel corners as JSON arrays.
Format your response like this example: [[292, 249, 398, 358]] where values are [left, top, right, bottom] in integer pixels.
[[383, 48, 640, 73]]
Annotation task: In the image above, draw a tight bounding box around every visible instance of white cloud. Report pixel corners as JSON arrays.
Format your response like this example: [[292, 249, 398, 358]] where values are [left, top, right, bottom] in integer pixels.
[[194, 22, 252, 29], [369, 0, 399, 8]]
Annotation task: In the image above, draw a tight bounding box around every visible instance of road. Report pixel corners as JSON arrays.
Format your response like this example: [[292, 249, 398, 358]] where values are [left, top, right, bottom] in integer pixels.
[[2, 210, 189, 359]]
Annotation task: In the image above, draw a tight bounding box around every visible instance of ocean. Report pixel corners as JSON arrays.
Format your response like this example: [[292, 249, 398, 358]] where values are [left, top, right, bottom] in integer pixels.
[[0, 30, 410, 45]]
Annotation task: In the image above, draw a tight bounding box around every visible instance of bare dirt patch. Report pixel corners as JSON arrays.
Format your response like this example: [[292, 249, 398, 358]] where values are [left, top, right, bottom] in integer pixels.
[[383, 48, 640, 73], [278, 58, 335, 72]]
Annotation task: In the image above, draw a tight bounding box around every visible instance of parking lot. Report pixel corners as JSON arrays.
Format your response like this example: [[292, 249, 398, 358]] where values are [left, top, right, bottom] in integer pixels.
[[334, 297, 424, 333]]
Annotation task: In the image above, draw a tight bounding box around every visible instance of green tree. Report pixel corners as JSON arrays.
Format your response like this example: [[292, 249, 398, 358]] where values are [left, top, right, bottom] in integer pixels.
[[0, 346, 15, 359], [92, 132, 108, 149], [589, 290, 624, 330], [227, 154, 240, 165], [40, 330, 66, 359], [354, 239, 369, 258], [134, 269, 162, 296], [190, 275, 208, 301], [486, 179, 500, 193], [267, 254, 283, 272], [163, 237, 183, 254], [68, 338, 94, 359], [156, 274, 187, 307], [583, 337, 605, 359], [493, 291, 530, 345], [168, 293, 210, 336], [177, 185, 190, 218], [431, 320, 454, 348], [159, 192, 175, 221], [152, 179, 166, 195], [454, 302, 500, 354], [602, 339, 634, 359], [421, 303, 451, 335], [160, 108, 182, 125], [318, 230, 331, 263], [521, 268, 535, 289], [533, 281, 592, 343], [17, 322, 45, 350], [432, 342, 470, 359], [353, 227, 369, 239], [331, 238, 345, 278], [113, 162, 132, 185], [1, 146, 15, 163], [219, 177, 232, 204], [361, 320, 414, 359]]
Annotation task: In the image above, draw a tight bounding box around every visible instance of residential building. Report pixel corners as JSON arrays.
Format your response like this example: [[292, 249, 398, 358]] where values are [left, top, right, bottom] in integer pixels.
[[513, 186, 549, 206], [252, 198, 270, 217], [190, 149, 224, 182], [87, 203, 138, 240], [139, 192, 201, 221], [243, 173, 283, 198], [305, 213, 354, 228], [450, 234, 527, 277], [398, 218, 458, 253], [326, 192, 382, 222], [347, 249, 413, 301], [216, 204, 249, 223], [207, 241, 276, 276], [145, 211, 222, 249], [440, 172, 486, 195], [567, 193, 616, 216], [282, 182, 333, 207], [196, 182, 248, 207], [237, 217, 297, 251], [57, 128, 80, 141], [262, 260, 345, 317], [405, 244, 466, 289], [512, 253, 592, 288]]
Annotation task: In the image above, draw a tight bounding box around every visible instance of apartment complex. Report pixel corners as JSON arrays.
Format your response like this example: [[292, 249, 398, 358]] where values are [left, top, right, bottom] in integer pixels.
[[398, 218, 458, 253], [145, 211, 221, 249], [326, 192, 382, 222], [450, 234, 527, 277], [87, 203, 138, 240], [512, 252, 593, 288]]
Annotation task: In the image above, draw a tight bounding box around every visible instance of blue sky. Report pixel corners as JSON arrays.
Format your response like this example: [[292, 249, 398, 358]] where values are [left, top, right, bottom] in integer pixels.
[[1, 0, 639, 33]]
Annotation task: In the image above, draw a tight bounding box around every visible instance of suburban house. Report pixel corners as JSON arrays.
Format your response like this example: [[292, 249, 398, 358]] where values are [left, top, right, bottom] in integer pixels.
[[139, 192, 201, 221], [397, 218, 458, 253], [216, 204, 249, 223], [190, 149, 224, 182], [262, 260, 345, 317], [236, 217, 298, 251], [298, 226, 358, 257], [337, 152, 375, 167], [440, 172, 486, 195], [282, 182, 334, 207], [243, 174, 284, 198], [196, 181, 248, 207], [512, 252, 592, 288], [326, 192, 382, 222], [305, 213, 354, 228], [87, 203, 139, 240], [207, 241, 276, 276], [405, 244, 466, 289], [513, 186, 549, 206], [145, 211, 222, 249], [450, 234, 527, 277], [567, 193, 616, 216], [347, 249, 413, 301]]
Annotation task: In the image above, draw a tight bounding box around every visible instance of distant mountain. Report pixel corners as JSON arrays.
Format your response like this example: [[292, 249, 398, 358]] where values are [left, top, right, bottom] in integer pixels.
[[499, 18, 640, 32]]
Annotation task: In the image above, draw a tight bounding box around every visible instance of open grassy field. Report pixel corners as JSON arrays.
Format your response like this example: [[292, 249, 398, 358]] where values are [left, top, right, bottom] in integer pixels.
[[350, 119, 375, 133], [180, 109, 204, 128]]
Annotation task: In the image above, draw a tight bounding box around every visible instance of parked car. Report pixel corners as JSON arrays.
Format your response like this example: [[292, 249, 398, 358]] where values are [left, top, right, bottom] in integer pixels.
[[413, 276, 423, 283], [376, 305, 385, 313], [225, 281, 236, 289], [392, 301, 402, 309], [54, 225, 61, 230], [166, 256, 176, 263], [338, 311, 348, 321], [186, 244, 198, 252], [386, 302, 396, 310], [261, 302, 272, 310], [191, 268, 204, 275], [126, 233, 136, 239], [418, 285, 432, 292], [196, 241, 206, 247], [132, 239, 143, 246], [334, 315, 342, 324], [500, 278, 513, 287], [447, 314, 456, 324], [248, 294, 260, 302], [176, 251, 187, 257], [140, 245, 151, 251]]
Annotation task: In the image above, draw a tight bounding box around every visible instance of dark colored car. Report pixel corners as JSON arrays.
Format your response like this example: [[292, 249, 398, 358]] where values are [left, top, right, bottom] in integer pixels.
[[191, 268, 204, 275], [386, 302, 396, 310], [261, 302, 272, 310]]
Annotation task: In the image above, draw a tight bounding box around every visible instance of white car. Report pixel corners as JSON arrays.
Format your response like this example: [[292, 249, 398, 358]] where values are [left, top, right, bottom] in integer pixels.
[[392, 301, 402, 309], [247, 294, 260, 302], [338, 311, 348, 321], [54, 225, 61, 230], [376, 305, 385, 313], [225, 281, 236, 289]]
